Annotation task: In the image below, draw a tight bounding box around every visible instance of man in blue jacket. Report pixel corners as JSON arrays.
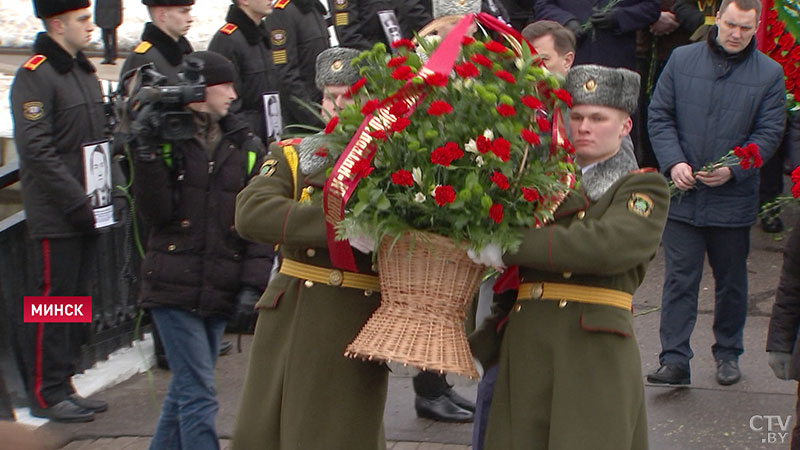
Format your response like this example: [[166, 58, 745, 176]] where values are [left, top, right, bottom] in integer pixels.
[[647, 0, 785, 386]]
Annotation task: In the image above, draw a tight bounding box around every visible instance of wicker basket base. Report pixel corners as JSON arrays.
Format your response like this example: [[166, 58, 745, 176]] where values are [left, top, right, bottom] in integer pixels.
[[345, 231, 483, 378]]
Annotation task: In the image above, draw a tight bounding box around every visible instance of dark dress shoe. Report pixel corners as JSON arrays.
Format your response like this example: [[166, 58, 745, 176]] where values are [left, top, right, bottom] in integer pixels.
[[762, 216, 784, 233], [716, 360, 741, 385], [68, 394, 108, 413], [219, 340, 233, 356], [415, 395, 474, 423], [646, 364, 690, 385], [31, 399, 94, 423], [444, 387, 476, 412]]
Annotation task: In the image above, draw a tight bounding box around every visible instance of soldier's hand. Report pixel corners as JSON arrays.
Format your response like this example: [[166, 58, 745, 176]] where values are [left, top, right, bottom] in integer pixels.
[[67, 200, 95, 232], [589, 9, 619, 31], [768, 351, 792, 380], [669, 162, 696, 191]]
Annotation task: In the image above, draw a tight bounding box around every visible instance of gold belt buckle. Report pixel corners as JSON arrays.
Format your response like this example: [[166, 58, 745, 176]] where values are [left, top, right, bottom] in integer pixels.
[[328, 269, 344, 286]]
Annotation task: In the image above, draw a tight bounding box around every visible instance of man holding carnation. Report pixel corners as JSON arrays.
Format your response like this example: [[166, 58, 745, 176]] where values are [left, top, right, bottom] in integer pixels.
[[231, 47, 389, 450], [469, 64, 669, 449], [647, 0, 786, 387]]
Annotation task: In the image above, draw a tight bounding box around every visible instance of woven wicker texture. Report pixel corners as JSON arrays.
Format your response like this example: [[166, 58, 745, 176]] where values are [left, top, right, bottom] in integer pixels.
[[345, 231, 483, 378]]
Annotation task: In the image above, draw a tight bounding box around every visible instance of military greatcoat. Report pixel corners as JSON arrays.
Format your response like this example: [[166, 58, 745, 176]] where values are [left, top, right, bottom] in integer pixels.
[[471, 148, 669, 450], [232, 136, 388, 450]]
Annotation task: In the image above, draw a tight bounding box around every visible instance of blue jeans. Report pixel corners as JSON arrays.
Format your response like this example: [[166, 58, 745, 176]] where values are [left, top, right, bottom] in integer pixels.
[[149, 308, 226, 450], [659, 219, 750, 368]]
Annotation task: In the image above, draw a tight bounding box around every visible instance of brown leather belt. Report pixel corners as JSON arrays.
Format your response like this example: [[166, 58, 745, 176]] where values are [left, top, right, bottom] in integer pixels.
[[279, 258, 381, 292], [517, 282, 632, 310]]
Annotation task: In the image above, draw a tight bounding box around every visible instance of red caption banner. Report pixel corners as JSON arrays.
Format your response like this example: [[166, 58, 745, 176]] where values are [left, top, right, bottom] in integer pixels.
[[24, 296, 92, 323]]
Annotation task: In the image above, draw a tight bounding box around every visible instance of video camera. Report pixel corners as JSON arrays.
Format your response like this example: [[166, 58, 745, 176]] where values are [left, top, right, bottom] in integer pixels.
[[114, 57, 206, 142]]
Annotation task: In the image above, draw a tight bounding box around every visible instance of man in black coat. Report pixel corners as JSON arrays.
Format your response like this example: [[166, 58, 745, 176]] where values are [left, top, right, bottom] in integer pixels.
[[120, 0, 194, 84], [11, 0, 111, 423], [94, 0, 122, 64], [330, 0, 431, 50], [265, 0, 330, 129]]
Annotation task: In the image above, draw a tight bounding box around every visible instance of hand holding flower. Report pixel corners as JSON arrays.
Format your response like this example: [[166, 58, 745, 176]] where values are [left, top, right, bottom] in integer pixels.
[[669, 162, 695, 191], [695, 166, 732, 187]]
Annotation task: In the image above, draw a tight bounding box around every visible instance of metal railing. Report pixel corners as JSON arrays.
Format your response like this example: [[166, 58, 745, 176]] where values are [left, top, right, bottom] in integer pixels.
[[0, 162, 144, 416]]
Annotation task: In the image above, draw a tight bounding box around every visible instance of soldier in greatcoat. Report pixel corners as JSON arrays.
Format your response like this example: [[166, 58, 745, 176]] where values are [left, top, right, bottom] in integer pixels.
[[231, 47, 389, 450], [469, 65, 669, 450]]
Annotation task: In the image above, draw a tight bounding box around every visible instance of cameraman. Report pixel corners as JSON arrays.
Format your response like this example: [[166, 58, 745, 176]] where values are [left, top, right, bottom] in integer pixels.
[[130, 51, 269, 450]]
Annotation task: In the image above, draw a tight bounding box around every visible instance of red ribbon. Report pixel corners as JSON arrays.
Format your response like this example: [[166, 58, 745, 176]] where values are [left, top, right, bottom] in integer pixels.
[[323, 13, 528, 271]]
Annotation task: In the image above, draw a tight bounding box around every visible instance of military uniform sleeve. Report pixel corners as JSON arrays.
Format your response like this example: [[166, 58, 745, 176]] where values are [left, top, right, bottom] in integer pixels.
[[11, 69, 88, 215], [397, 0, 432, 39], [614, 0, 661, 34], [504, 172, 670, 275], [672, 0, 706, 34], [267, 9, 321, 127], [468, 289, 517, 368], [329, 0, 374, 50], [236, 144, 328, 247]]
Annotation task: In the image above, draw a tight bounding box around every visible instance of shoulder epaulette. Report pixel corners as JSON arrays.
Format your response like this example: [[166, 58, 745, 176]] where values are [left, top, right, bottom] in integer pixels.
[[278, 138, 303, 147], [134, 41, 152, 54], [274, 0, 291, 9], [23, 54, 46, 71], [629, 168, 658, 174], [219, 23, 238, 35]]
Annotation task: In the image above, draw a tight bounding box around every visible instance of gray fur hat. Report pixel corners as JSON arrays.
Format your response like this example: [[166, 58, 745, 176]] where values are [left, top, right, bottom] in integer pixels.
[[433, 0, 481, 18], [565, 65, 640, 115], [315, 47, 362, 90]]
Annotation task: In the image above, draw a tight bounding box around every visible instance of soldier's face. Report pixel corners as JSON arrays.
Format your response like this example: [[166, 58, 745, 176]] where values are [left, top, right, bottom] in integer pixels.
[[715, 2, 758, 53], [159, 6, 194, 39], [321, 85, 355, 117], [243, 0, 273, 17], [205, 82, 237, 117], [54, 8, 94, 54], [569, 104, 632, 167]]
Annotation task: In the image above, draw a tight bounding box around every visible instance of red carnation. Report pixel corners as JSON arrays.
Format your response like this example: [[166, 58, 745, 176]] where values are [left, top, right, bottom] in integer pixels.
[[490, 171, 509, 190], [431, 142, 464, 166], [484, 40, 508, 53], [369, 129, 388, 141], [346, 77, 367, 97], [553, 88, 573, 107], [427, 100, 454, 116], [476, 135, 492, 154], [425, 72, 449, 87], [314, 147, 328, 158], [324, 116, 338, 134], [462, 36, 475, 46], [391, 169, 414, 186], [494, 70, 516, 84], [521, 129, 540, 145], [390, 101, 410, 116], [496, 104, 516, 117], [792, 166, 800, 185], [392, 65, 415, 81], [471, 54, 493, 68], [536, 115, 551, 132], [352, 158, 374, 177], [391, 39, 415, 50], [489, 203, 504, 223], [361, 99, 379, 115], [390, 117, 411, 133], [521, 95, 544, 110], [455, 62, 480, 78], [387, 55, 408, 67], [491, 137, 510, 162], [521, 187, 540, 202], [433, 185, 457, 206], [779, 33, 795, 51]]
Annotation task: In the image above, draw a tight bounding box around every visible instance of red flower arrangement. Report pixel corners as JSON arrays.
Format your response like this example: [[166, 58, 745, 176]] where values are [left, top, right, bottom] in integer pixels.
[[669, 143, 764, 197], [761, 1, 800, 111]]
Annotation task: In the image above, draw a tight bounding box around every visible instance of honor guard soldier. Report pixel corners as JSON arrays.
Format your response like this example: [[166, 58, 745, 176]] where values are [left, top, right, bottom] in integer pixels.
[[469, 65, 669, 450], [264, 0, 330, 129], [11, 0, 111, 423], [329, 0, 431, 50], [208, 0, 281, 143], [120, 0, 194, 84], [232, 47, 389, 450]]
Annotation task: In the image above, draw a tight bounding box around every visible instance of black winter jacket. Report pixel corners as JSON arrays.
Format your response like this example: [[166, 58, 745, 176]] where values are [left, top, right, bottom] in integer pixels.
[[11, 33, 108, 238], [132, 112, 271, 317], [767, 216, 800, 380], [329, 0, 431, 50]]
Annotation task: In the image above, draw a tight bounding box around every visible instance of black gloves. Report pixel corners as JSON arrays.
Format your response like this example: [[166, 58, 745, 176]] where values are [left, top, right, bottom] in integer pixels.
[[67, 200, 95, 232], [228, 286, 262, 334], [130, 104, 161, 161], [589, 9, 619, 31], [565, 19, 588, 45]]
